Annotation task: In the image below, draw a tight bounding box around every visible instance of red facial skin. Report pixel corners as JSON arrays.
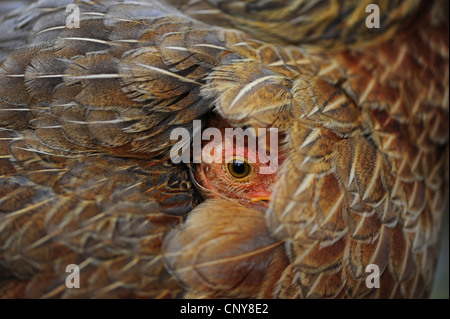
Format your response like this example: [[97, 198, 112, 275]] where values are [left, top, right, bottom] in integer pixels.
[[195, 118, 284, 210]]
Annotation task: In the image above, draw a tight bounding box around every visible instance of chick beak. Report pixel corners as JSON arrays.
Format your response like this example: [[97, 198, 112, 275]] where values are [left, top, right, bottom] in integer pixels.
[[250, 196, 271, 204]]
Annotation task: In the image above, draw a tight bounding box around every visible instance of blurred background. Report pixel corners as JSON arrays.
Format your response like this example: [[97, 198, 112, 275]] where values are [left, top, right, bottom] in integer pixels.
[[430, 209, 449, 299]]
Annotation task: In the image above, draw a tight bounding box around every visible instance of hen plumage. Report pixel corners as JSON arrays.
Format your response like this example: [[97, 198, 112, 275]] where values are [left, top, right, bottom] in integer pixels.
[[0, 0, 448, 298]]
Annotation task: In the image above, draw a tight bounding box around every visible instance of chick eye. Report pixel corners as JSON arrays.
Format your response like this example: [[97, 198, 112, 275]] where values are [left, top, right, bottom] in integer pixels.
[[227, 159, 252, 180]]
